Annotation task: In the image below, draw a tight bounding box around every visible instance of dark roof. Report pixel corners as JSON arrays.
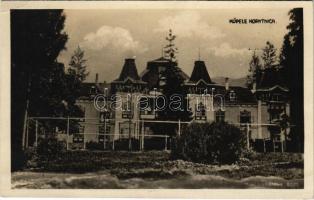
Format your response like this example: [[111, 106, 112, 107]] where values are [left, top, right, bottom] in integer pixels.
[[225, 86, 257, 104], [258, 67, 287, 90], [115, 58, 140, 81], [141, 56, 189, 89], [78, 82, 110, 99], [189, 60, 213, 84], [149, 57, 171, 63]]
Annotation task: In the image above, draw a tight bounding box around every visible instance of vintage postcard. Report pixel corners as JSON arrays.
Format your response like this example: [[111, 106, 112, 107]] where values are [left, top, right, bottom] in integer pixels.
[[0, 1, 313, 198]]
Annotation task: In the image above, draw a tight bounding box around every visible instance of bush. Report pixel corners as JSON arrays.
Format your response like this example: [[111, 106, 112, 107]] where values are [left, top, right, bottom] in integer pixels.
[[86, 141, 104, 150], [36, 135, 66, 166], [172, 122, 245, 164]]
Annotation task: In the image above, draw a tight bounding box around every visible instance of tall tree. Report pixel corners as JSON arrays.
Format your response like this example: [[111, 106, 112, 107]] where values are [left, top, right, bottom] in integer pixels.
[[155, 30, 192, 136], [163, 29, 178, 62], [279, 8, 304, 152], [11, 10, 68, 170], [68, 46, 89, 82], [262, 41, 277, 68], [65, 46, 89, 109], [246, 51, 263, 89]]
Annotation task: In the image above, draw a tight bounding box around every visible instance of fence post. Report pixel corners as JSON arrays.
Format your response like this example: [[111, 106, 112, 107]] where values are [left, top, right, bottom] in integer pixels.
[[246, 123, 250, 150], [66, 116, 69, 150], [141, 120, 145, 151], [178, 120, 181, 137], [139, 121, 142, 150], [112, 137, 115, 151], [104, 119, 106, 150], [164, 136, 168, 151], [25, 118, 29, 148], [35, 120, 38, 147]]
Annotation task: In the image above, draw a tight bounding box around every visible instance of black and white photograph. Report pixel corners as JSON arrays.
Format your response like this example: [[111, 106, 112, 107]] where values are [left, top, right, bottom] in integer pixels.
[[3, 4, 312, 193]]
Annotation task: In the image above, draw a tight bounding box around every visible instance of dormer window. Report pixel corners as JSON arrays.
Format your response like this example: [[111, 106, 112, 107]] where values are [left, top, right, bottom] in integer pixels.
[[230, 90, 236, 102], [90, 86, 97, 94]]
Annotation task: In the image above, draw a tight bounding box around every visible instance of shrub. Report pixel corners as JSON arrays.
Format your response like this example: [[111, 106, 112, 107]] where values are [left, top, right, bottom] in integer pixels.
[[172, 122, 245, 164], [36, 135, 66, 166], [86, 141, 104, 150]]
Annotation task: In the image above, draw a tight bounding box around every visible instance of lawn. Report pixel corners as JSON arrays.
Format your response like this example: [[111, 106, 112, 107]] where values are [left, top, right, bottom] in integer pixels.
[[12, 151, 304, 189]]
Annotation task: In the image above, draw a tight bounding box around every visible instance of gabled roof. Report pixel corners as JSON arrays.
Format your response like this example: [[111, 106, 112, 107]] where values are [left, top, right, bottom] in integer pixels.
[[225, 86, 257, 104], [149, 57, 171, 63], [189, 60, 213, 84], [257, 67, 287, 90]]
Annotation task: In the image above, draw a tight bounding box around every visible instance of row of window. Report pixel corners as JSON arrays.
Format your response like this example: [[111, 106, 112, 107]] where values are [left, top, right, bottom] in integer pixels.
[[195, 108, 252, 124]]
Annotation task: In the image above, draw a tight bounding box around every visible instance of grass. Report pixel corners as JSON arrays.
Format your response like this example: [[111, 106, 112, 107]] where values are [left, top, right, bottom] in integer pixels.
[[12, 150, 304, 189]]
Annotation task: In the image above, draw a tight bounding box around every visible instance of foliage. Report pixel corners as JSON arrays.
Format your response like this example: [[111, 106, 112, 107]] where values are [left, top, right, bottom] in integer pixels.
[[11, 10, 68, 170], [246, 51, 263, 89], [153, 30, 192, 136], [164, 29, 178, 62], [262, 41, 277, 68], [86, 141, 104, 150], [279, 8, 304, 152], [36, 136, 66, 166], [172, 122, 245, 164], [68, 46, 89, 82]]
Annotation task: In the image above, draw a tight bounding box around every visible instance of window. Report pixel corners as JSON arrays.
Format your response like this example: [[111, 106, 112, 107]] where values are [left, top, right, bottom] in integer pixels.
[[230, 91, 236, 102], [99, 123, 110, 142], [215, 109, 225, 122], [73, 134, 84, 143], [272, 93, 282, 101], [122, 101, 133, 119], [78, 106, 86, 122], [78, 125, 85, 133], [139, 97, 155, 116], [99, 112, 110, 122], [195, 102, 206, 120], [119, 122, 135, 139], [90, 86, 97, 94], [240, 110, 251, 124]]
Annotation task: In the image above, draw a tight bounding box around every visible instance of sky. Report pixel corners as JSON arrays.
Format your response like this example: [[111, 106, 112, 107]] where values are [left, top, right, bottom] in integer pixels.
[[58, 8, 292, 83]]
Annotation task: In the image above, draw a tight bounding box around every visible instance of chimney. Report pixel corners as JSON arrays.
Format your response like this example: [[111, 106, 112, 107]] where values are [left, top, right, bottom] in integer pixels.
[[225, 77, 229, 90], [95, 73, 99, 84]]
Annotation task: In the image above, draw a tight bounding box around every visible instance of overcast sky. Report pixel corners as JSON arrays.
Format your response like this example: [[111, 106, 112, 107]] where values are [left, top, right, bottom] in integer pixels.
[[58, 8, 292, 83]]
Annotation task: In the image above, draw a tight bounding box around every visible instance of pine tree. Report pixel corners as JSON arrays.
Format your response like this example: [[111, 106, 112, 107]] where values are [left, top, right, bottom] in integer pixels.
[[279, 8, 304, 152], [154, 30, 192, 136], [246, 51, 263, 89], [164, 29, 178, 62], [68, 46, 89, 82], [262, 41, 277, 68], [11, 10, 68, 170]]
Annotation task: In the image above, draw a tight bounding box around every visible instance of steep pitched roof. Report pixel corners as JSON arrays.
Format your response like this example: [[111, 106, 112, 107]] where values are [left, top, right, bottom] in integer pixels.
[[116, 58, 140, 81], [189, 60, 213, 84]]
